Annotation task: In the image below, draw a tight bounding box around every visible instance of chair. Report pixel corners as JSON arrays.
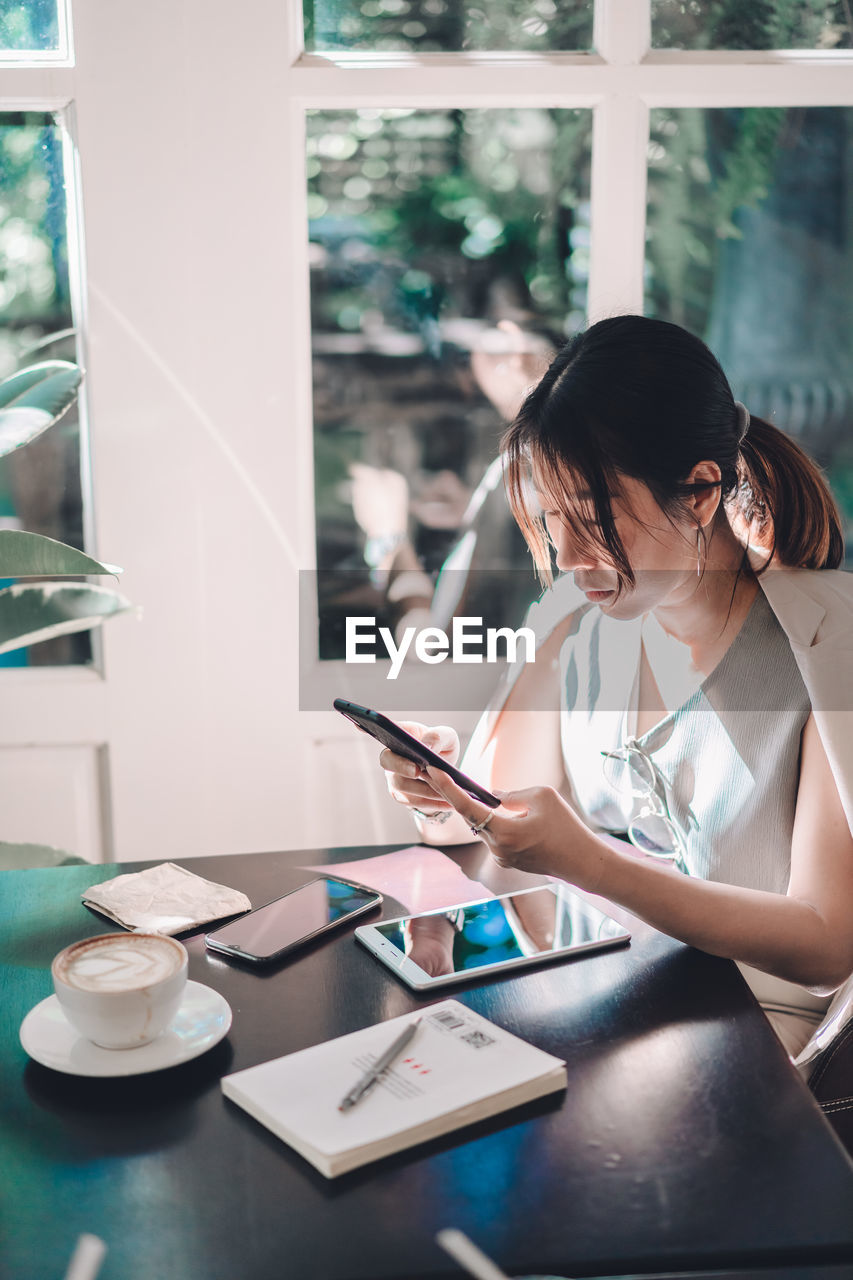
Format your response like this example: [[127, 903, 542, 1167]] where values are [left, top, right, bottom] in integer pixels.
[[808, 1026, 853, 1157], [0, 841, 86, 871]]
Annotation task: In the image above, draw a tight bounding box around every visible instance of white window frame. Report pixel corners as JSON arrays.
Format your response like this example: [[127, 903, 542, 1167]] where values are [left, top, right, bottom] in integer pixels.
[[290, 0, 853, 712]]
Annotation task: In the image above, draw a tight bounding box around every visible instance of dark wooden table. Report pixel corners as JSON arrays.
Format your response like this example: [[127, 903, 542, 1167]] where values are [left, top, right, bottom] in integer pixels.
[[3, 843, 853, 1280]]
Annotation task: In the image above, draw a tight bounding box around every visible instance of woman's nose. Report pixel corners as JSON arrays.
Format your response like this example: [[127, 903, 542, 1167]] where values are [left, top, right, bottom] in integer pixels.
[[553, 521, 596, 573]]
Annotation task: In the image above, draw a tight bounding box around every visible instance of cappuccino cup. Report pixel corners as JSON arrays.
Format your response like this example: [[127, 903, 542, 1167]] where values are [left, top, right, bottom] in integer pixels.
[[52, 932, 188, 1049]]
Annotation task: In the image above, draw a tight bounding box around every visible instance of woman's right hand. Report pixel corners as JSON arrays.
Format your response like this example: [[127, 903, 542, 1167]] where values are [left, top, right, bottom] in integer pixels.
[[380, 722, 460, 816]]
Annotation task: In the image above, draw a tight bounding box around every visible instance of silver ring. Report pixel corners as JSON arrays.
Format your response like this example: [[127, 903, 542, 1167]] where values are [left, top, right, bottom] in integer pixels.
[[468, 811, 495, 836]]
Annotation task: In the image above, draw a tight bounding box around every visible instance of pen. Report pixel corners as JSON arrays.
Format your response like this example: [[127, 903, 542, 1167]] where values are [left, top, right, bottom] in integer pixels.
[[338, 1016, 422, 1112]]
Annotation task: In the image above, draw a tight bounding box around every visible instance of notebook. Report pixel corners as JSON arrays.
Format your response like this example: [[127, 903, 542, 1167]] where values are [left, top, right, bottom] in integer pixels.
[[221, 999, 567, 1177]]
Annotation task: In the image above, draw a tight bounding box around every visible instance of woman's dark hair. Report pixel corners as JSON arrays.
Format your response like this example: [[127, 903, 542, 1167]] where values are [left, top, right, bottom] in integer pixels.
[[503, 314, 843, 588]]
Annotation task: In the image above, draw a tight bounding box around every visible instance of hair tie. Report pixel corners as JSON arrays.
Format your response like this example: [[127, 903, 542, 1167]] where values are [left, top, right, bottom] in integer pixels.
[[734, 401, 750, 445]]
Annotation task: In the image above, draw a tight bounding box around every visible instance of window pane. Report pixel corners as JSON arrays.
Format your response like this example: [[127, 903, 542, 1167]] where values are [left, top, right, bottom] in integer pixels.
[[0, 112, 88, 666], [309, 108, 591, 661], [0, 0, 62, 53], [304, 0, 594, 53], [645, 106, 853, 559], [652, 1, 852, 50]]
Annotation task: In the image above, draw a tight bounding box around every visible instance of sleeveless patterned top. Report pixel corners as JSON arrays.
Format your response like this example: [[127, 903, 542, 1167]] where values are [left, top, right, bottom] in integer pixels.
[[560, 591, 811, 894]]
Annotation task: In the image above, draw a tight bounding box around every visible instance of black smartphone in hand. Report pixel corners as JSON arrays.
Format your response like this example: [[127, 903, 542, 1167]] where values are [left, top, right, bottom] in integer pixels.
[[334, 698, 500, 808]]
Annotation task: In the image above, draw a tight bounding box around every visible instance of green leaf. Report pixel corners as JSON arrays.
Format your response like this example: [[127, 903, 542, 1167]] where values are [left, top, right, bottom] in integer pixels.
[[0, 361, 82, 457], [0, 583, 133, 655], [0, 530, 122, 578]]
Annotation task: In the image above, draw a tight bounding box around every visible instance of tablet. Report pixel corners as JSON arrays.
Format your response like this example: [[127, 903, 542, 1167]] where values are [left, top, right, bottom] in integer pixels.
[[355, 883, 630, 991]]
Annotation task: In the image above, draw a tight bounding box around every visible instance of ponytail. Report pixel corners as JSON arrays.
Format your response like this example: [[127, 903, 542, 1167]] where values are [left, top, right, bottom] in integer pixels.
[[734, 415, 844, 570]]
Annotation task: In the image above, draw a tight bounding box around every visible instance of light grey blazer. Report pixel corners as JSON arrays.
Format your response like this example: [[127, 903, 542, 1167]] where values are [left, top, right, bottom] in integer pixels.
[[757, 567, 853, 1064]]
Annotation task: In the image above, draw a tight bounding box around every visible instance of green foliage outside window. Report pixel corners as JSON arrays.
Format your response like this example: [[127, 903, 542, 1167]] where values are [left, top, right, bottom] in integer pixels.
[[0, 113, 70, 375], [0, 112, 83, 664], [0, 0, 59, 52], [308, 108, 590, 340], [304, 0, 593, 53], [653, 0, 852, 49]]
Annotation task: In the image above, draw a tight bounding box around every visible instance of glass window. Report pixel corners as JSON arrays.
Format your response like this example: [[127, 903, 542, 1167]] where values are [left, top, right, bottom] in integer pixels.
[[309, 107, 591, 659], [304, 0, 594, 53], [645, 105, 853, 559], [0, 110, 88, 666], [0, 0, 64, 55], [651, 1, 852, 50]]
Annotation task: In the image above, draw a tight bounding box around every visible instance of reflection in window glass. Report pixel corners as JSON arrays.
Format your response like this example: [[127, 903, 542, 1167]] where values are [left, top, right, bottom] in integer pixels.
[[652, 1, 852, 50], [0, 112, 88, 666], [309, 108, 591, 659], [304, 0, 593, 53], [0, 0, 61, 53], [646, 106, 853, 558]]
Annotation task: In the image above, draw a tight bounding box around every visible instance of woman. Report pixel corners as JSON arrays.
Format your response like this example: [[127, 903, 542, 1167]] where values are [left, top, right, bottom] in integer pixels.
[[379, 315, 853, 1064]]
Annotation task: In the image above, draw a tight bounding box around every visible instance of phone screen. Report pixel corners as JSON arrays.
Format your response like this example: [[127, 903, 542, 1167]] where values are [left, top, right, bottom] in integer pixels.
[[206, 878, 381, 960]]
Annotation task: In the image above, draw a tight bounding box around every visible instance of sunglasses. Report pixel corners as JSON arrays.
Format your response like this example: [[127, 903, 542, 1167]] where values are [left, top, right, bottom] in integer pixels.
[[600, 738, 690, 876]]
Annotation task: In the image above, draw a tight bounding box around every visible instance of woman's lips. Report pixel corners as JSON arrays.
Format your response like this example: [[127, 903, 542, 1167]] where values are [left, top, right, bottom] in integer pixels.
[[583, 589, 615, 602]]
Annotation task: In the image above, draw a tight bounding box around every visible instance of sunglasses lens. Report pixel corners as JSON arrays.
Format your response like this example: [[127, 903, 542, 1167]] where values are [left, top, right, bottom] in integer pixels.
[[602, 752, 631, 794], [625, 748, 656, 791], [602, 748, 655, 798], [628, 812, 678, 858]]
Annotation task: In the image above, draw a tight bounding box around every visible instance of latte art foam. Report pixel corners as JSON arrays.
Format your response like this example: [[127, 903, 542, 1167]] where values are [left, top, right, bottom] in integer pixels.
[[58, 935, 183, 992]]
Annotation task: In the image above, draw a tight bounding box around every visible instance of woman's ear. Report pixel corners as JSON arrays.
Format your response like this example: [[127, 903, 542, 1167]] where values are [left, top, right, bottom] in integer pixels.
[[685, 460, 722, 527]]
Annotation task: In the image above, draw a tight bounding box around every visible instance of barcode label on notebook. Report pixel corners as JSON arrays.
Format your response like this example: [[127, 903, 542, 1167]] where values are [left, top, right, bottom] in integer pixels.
[[427, 1006, 496, 1049], [430, 1009, 465, 1031]]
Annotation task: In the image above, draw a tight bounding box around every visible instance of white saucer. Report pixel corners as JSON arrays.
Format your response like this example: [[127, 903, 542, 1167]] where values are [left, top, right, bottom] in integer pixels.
[[19, 980, 232, 1077]]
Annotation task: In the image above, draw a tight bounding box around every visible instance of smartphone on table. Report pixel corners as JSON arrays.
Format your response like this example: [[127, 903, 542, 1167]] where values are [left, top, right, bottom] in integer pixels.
[[333, 698, 500, 808], [204, 876, 382, 964]]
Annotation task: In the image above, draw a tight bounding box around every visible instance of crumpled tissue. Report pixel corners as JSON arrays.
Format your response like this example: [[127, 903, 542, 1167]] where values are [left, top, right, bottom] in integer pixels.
[[82, 861, 251, 936]]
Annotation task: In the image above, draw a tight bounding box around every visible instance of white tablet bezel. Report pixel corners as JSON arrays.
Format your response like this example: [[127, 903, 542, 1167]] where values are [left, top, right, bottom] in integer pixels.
[[354, 883, 630, 991]]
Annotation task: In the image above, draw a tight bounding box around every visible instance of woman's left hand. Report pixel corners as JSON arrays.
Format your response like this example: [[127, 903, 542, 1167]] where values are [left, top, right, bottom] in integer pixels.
[[425, 766, 605, 889]]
